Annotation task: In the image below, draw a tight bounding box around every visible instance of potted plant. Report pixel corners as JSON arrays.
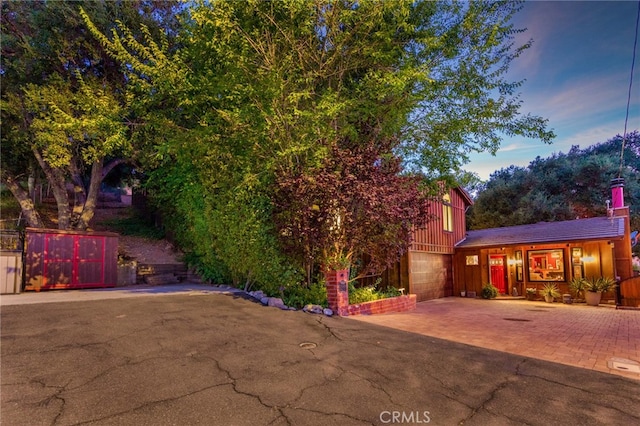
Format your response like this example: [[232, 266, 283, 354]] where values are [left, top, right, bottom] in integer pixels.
[[584, 276, 617, 306], [568, 277, 586, 302], [525, 287, 537, 301], [540, 283, 561, 303]]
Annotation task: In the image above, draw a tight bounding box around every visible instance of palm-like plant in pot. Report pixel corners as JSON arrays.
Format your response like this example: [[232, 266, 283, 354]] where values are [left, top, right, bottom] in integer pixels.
[[540, 283, 561, 303], [584, 276, 617, 306], [568, 277, 586, 302]]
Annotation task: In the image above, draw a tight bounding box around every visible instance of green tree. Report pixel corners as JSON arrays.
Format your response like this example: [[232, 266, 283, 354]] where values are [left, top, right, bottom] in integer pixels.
[[468, 132, 640, 230], [84, 0, 554, 288], [1, 0, 180, 229]]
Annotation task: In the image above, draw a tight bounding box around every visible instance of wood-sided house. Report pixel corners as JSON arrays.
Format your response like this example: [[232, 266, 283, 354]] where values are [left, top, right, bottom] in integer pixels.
[[453, 179, 638, 306], [453, 216, 627, 298], [365, 178, 638, 306], [360, 186, 473, 301]]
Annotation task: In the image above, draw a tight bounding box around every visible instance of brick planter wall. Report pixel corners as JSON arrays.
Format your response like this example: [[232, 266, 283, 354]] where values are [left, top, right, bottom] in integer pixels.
[[346, 294, 417, 316], [325, 269, 417, 316]]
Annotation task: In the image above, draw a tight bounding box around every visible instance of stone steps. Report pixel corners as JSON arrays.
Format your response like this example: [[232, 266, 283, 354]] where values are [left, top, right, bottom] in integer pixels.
[[137, 263, 203, 285]]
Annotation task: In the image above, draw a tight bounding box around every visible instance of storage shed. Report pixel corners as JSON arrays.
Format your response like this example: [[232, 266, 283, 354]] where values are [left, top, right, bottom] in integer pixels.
[[25, 228, 118, 291]]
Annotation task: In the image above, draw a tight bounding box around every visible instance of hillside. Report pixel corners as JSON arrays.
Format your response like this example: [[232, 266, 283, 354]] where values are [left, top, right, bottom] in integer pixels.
[[91, 204, 184, 265]]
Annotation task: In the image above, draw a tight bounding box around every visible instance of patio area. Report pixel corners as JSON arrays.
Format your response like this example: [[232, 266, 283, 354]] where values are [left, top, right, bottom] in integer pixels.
[[349, 297, 640, 381]]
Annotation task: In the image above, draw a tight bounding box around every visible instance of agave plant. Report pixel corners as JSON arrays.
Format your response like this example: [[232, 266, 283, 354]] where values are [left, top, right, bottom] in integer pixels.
[[568, 277, 586, 299], [540, 283, 561, 299], [584, 276, 617, 293]]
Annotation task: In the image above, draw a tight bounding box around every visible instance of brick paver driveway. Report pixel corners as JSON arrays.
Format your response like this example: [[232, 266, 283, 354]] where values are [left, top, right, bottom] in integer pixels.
[[350, 297, 640, 381]]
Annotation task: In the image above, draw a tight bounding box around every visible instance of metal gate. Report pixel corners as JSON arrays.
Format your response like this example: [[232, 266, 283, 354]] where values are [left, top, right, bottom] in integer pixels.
[[25, 228, 118, 291]]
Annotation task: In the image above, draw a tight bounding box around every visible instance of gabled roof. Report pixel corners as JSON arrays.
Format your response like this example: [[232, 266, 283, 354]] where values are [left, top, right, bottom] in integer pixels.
[[453, 186, 474, 207], [456, 216, 626, 248]]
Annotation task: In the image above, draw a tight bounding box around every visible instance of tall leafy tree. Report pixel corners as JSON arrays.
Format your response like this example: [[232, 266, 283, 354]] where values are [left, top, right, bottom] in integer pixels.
[[84, 0, 553, 288], [1, 0, 180, 229], [399, 1, 554, 179]]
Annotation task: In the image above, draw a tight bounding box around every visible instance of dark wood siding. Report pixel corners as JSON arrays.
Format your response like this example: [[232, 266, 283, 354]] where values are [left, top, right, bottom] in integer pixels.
[[453, 241, 618, 298], [619, 276, 640, 307], [356, 187, 471, 301], [453, 248, 483, 296], [406, 188, 468, 300]]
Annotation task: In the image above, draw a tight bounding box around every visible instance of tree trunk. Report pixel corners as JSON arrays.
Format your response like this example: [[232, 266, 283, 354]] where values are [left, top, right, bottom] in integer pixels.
[[1, 171, 44, 228], [75, 159, 103, 230], [31, 145, 123, 230], [51, 181, 71, 230], [70, 158, 87, 219], [32, 147, 71, 229]]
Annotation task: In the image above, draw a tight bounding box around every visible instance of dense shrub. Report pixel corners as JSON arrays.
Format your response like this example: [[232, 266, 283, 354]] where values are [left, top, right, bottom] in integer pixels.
[[481, 283, 499, 299], [147, 162, 303, 293], [282, 282, 328, 309], [348, 281, 402, 304]]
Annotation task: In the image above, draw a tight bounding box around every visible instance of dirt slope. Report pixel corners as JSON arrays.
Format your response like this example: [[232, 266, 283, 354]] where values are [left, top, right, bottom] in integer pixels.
[[92, 205, 184, 265]]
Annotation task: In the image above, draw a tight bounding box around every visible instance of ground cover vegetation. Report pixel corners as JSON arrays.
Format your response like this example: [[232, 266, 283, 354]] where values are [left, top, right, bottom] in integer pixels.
[[3, 1, 554, 303], [467, 132, 640, 240]]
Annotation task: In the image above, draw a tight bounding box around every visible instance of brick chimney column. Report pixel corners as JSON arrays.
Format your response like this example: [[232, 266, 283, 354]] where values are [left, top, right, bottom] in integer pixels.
[[611, 177, 625, 209], [610, 178, 634, 282], [324, 268, 350, 316]]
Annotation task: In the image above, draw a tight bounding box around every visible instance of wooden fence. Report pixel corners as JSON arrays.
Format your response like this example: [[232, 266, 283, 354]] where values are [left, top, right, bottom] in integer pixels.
[[619, 275, 640, 307]]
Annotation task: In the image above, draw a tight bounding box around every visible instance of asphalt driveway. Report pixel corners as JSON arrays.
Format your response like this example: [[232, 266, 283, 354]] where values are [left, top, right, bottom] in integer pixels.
[[1, 287, 639, 425]]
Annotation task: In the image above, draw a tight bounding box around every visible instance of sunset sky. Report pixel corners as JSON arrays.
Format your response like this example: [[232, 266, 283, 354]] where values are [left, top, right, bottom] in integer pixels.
[[466, 0, 640, 180]]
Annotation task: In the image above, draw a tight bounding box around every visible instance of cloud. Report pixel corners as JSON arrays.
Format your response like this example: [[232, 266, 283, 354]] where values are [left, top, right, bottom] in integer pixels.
[[509, 1, 580, 77], [464, 1, 640, 181], [556, 118, 640, 150], [496, 142, 539, 153], [536, 71, 638, 125]]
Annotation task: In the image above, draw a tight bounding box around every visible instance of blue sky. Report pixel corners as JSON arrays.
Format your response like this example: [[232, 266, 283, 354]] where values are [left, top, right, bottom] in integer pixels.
[[466, 0, 640, 180]]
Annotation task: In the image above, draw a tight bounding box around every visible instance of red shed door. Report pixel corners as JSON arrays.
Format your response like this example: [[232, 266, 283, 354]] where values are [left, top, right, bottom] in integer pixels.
[[43, 233, 106, 289], [43, 233, 74, 288], [489, 255, 507, 294]]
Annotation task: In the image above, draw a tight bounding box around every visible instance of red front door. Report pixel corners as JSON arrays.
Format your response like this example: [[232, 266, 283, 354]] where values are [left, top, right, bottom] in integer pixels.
[[489, 256, 507, 294]]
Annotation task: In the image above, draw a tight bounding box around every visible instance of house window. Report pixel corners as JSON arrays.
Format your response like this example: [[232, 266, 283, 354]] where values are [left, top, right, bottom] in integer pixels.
[[466, 255, 479, 265], [528, 249, 565, 282], [442, 193, 453, 232]]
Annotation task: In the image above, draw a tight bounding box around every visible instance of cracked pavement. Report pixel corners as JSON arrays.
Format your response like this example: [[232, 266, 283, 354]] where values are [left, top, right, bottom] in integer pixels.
[[2, 290, 639, 425]]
